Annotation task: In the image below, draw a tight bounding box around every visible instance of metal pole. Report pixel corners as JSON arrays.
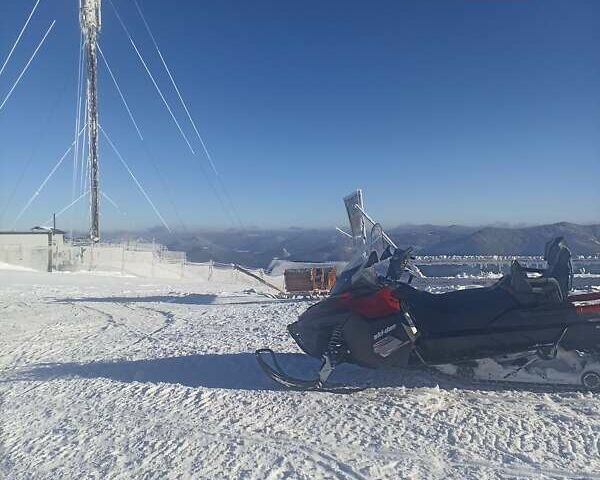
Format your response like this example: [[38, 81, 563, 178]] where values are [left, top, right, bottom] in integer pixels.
[[47, 231, 52, 272], [151, 238, 155, 277], [80, 0, 101, 242], [120, 242, 125, 275]]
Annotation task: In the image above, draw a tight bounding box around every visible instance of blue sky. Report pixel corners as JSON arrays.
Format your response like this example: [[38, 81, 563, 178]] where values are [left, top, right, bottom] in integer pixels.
[[0, 0, 598, 231]]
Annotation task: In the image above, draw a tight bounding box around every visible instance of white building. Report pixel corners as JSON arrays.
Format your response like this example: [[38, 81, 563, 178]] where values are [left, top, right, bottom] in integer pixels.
[[0, 229, 65, 271]]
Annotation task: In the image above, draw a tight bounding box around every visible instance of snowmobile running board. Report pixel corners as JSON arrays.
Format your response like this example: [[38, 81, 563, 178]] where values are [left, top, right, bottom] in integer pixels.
[[568, 291, 600, 302], [569, 291, 600, 314], [255, 349, 366, 394]]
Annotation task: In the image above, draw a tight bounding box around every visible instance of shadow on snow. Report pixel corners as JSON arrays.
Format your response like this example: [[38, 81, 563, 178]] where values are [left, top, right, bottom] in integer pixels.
[[53, 294, 308, 306], [10, 352, 449, 392], [10, 354, 584, 394], [56, 294, 220, 305]]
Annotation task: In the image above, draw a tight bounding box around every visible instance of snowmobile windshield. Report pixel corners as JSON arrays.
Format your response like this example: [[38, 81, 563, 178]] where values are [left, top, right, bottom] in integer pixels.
[[330, 249, 391, 296], [330, 223, 394, 296], [330, 256, 367, 296]]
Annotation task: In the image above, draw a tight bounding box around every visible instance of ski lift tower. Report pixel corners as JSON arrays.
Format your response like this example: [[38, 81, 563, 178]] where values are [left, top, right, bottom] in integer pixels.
[[80, 0, 101, 242]]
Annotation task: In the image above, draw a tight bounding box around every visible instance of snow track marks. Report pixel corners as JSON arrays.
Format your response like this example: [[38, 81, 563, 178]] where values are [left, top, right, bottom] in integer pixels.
[[1, 271, 600, 479]]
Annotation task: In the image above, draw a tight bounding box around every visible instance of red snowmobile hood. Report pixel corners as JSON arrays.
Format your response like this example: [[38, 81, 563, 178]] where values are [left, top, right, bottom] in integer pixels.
[[337, 287, 401, 319]]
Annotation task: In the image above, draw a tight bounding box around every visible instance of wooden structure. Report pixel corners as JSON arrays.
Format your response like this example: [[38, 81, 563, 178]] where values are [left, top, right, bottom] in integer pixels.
[[284, 266, 337, 295]]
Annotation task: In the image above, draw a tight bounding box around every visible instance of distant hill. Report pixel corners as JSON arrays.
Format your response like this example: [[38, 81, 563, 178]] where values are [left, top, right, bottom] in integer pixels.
[[422, 223, 600, 256], [104, 228, 354, 268], [387, 224, 480, 252], [101, 222, 600, 268]]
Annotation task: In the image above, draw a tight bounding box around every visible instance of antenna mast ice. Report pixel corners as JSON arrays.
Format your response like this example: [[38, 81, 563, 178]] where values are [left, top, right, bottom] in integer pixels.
[[80, 0, 101, 242]]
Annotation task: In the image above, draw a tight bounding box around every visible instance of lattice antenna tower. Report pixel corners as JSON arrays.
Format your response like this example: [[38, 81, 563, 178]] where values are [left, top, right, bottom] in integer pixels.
[[80, 0, 101, 242]]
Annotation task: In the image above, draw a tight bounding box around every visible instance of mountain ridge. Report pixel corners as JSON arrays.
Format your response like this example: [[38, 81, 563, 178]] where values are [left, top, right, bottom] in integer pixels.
[[101, 221, 600, 268]]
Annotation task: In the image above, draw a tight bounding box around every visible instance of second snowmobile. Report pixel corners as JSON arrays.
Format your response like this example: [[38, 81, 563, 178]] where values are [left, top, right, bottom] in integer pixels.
[[256, 190, 600, 392]]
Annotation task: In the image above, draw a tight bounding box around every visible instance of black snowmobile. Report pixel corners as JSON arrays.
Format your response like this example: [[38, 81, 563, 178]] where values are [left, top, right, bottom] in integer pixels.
[[256, 191, 600, 393]]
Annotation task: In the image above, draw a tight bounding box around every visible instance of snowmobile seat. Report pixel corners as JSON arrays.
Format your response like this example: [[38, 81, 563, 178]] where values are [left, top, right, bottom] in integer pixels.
[[393, 282, 520, 335], [504, 260, 564, 306], [504, 237, 573, 304]]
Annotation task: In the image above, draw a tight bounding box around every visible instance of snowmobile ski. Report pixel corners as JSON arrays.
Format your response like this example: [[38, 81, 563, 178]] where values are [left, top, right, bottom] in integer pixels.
[[255, 348, 366, 394]]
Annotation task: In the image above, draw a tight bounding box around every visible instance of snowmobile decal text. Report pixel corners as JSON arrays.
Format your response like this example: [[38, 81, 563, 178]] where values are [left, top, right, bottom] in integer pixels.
[[373, 324, 397, 340]]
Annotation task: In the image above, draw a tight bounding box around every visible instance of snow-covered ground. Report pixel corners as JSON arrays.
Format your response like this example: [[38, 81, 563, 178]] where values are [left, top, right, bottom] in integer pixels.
[[0, 261, 37, 272], [1, 269, 600, 479]]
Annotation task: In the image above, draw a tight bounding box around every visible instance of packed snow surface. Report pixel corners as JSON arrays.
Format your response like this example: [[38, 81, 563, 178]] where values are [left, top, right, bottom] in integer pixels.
[[2, 270, 600, 479], [0, 261, 36, 272]]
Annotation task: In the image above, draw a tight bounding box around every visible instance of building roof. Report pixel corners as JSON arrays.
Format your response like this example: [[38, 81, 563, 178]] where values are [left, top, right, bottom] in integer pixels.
[[30, 226, 66, 234], [0, 229, 65, 235]]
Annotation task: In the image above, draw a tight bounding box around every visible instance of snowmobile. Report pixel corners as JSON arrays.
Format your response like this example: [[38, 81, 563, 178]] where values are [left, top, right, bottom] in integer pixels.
[[256, 190, 600, 393]]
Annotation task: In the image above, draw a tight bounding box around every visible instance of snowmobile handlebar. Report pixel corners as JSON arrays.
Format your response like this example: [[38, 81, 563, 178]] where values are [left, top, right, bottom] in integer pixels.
[[387, 247, 424, 280]]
